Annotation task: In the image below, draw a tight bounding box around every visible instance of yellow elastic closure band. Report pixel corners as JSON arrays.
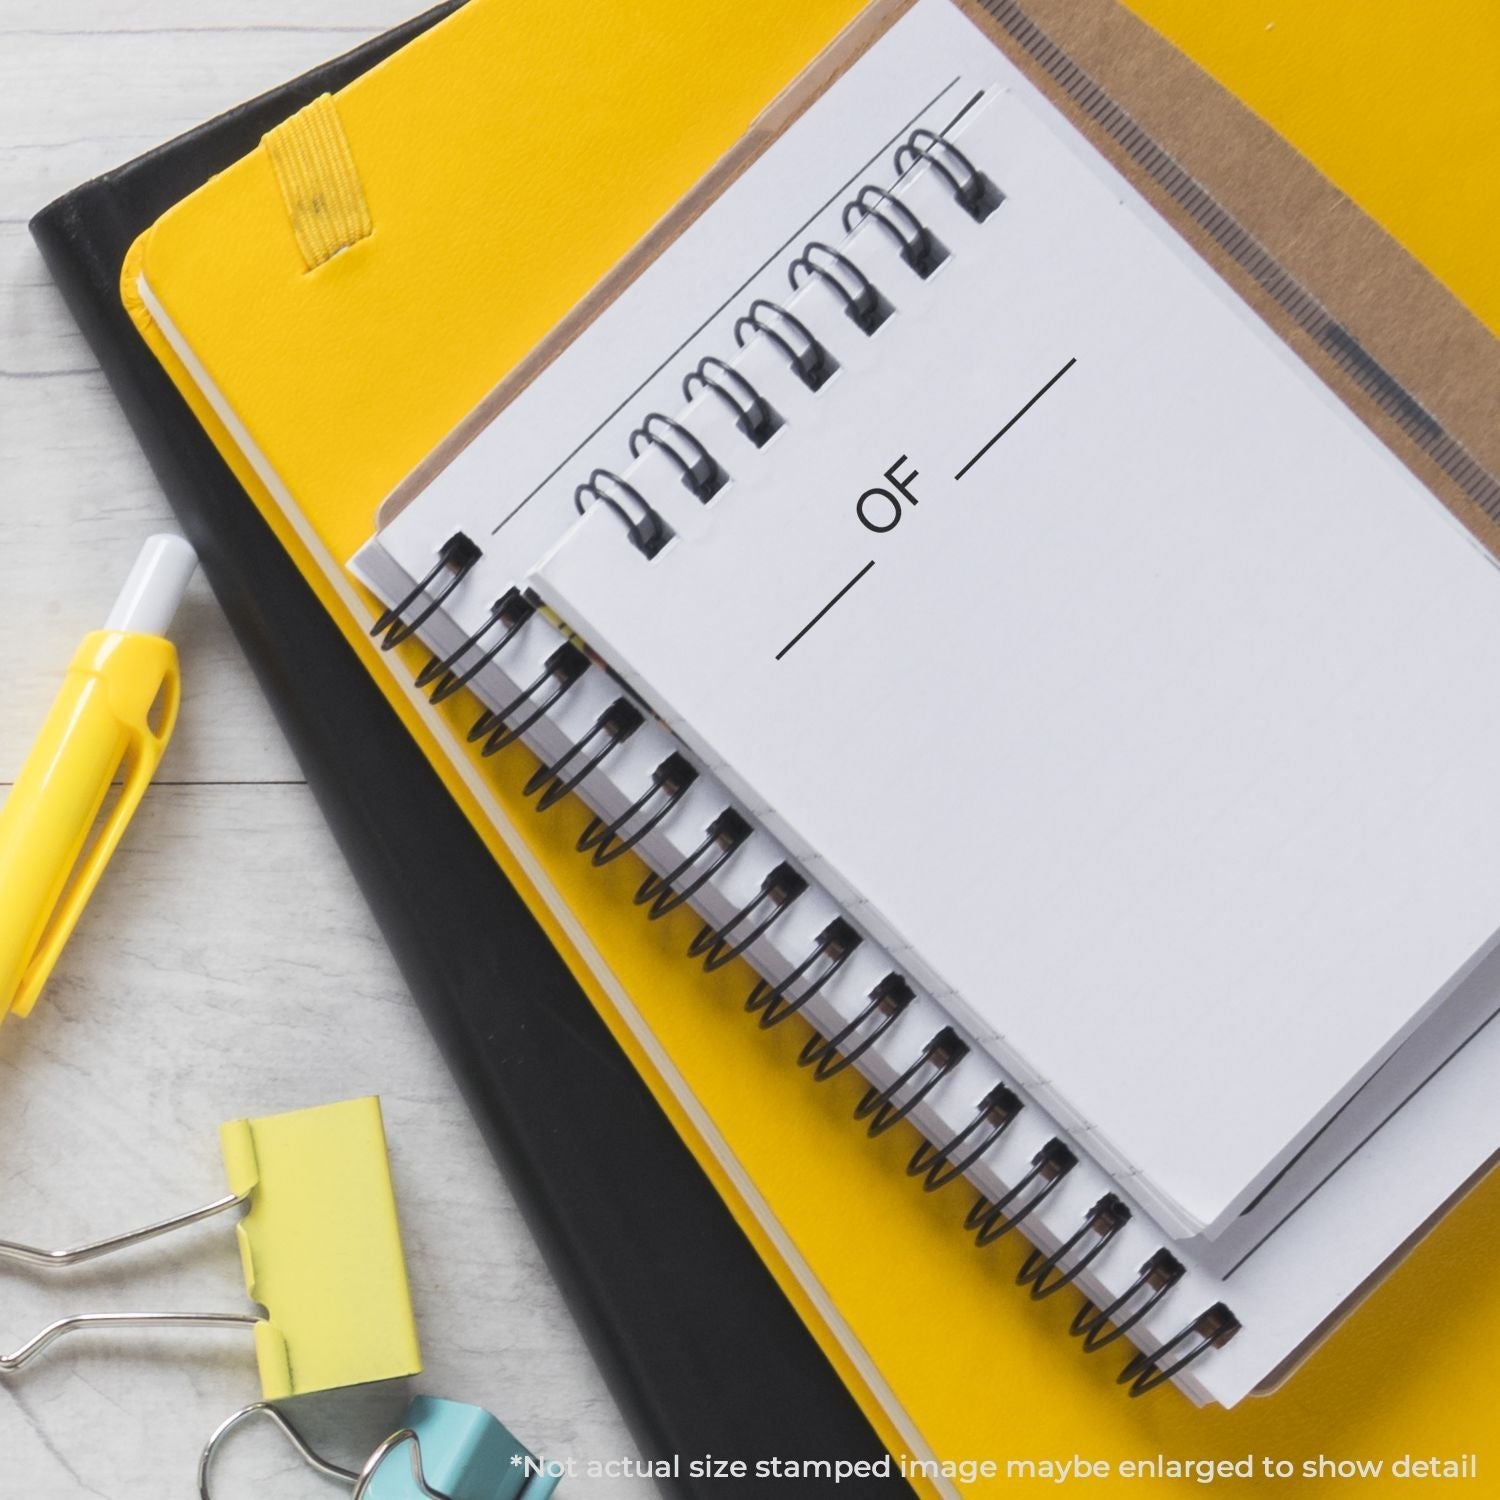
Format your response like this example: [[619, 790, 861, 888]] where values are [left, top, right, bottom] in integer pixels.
[[0, 1096, 421, 1400], [263, 94, 373, 270], [222, 1096, 422, 1398]]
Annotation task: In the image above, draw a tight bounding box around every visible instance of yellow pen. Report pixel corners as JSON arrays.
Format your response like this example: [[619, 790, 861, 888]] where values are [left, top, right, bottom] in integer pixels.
[[0, 534, 197, 1023]]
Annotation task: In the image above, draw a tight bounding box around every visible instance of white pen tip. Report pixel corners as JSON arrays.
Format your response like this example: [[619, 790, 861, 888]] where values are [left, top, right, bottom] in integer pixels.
[[104, 534, 199, 637]]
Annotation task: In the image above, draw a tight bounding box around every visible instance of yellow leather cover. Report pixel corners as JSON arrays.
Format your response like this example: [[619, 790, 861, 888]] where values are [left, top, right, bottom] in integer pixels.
[[126, 0, 1499, 1490]]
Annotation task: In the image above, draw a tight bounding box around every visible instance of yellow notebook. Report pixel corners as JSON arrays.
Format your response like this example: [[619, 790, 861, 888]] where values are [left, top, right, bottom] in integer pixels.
[[126, 0, 1499, 1491]]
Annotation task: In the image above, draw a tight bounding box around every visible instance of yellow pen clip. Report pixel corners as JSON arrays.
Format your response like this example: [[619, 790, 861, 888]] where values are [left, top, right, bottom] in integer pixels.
[[0, 535, 196, 1022]]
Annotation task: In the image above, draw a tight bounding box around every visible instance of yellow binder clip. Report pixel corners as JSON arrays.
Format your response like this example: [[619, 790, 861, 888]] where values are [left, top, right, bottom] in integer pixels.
[[0, 1097, 421, 1398]]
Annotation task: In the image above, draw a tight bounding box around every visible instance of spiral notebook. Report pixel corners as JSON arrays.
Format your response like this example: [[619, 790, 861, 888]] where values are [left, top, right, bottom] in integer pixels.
[[133, 0, 1500, 1420], [337, 0, 1500, 1407]]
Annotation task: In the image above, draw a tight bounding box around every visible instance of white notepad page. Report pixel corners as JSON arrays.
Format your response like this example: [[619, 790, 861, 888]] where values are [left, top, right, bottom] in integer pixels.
[[527, 81, 1500, 1236]]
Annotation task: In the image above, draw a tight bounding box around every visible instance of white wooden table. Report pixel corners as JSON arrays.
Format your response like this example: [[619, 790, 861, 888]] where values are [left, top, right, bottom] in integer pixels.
[[0, 5, 652, 1493]]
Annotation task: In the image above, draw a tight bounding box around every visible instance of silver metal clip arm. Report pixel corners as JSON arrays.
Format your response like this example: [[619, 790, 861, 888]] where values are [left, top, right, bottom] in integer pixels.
[[198, 1405, 454, 1500], [0, 1192, 255, 1374], [0, 1191, 246, 1268], [199, 1402, 360, 1499], [2, 1311, 259, 1372]]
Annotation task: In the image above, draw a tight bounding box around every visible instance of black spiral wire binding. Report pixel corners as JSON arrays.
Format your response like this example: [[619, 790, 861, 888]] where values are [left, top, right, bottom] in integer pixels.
[[371, 532, 482, 649], [582, 142, 963, 554], [523, 698, 645, 813], [853, 1026, 967, 1138], [577, 753, 699, 868], [574, 470, 672, 557], [682, 356, 781, 447], [732, 300, 838, 391], [1016, 1194, 1131, 1300], [841, 185, 945, 278], [1069, 1248, 1185, 1353], [629, 414, 724, 501], [745, 918, 860, 1029], [964, 1138, 1077, 1246], [635, 808, 753, 919], [906, 1082, 1022, 1192], [414, 587, 535, 705], [687, 862, 809, 973], [892, 128, 1003, 222], [1118, 1303, 1241, 1398], [467, 642, 589, 757], [797, 974, 912, 1081], [788, 242, 889, 334]]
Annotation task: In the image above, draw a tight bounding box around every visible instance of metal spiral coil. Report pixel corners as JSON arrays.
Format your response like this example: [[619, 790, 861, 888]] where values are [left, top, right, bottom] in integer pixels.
[[964, 1137, 1077, 1246], [853, 1026, 967, 1138], [629, 413, 724, 501], [906, 1082, 1022, 1192], [733, 299, 838, 391], [744, 917, 861, 1029], [414, 586, 534, 705], [634, 808, 753, 920], [1069, 1248, 1185, 1353], [523, 697, 645, 813], [574, 470, 672, 558], [581, 145, 969, 556], [788, 241, 888, 334], [1015, 1194, 1131, 1301], [371, 531, 482, 650], [797, 974, 913, 1081], [892, 127, 1001, 221], [687, 861, 809, 973], [841, 184, 945, 278], [682, 356, 781, 447], [1118, 1303, 1241, 1397], [467, 641, 589, 757], [576, 752, 699, 868]]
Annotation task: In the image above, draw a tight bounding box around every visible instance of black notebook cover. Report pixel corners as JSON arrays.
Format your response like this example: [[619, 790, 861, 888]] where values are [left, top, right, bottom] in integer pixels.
[[29, 9, 902, 1492]]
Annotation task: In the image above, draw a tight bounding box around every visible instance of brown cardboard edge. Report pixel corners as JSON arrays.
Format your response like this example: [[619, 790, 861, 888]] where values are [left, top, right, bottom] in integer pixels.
[[959, 0, 1500, 553], [373, 0, 918, 530]]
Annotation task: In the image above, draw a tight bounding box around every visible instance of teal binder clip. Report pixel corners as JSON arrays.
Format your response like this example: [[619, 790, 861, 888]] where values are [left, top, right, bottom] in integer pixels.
[[198, 1394, 561, 1499]]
